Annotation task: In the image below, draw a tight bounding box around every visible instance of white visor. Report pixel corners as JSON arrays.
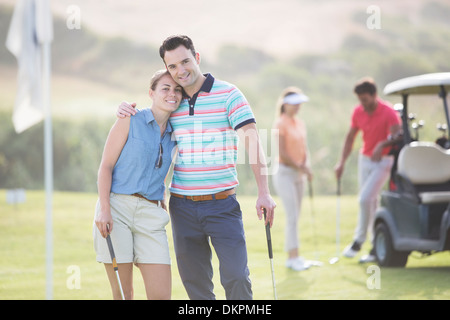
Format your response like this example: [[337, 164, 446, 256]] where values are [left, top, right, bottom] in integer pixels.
[[283, 93, 309, 105]]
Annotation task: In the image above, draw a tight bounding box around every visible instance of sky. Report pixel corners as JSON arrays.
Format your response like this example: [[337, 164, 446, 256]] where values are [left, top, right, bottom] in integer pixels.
[[1, 0, 438, 61]]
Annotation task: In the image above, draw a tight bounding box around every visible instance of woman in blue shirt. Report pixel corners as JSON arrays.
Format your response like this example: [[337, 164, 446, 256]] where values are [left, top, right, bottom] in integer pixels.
[[94, 70, 182, 300]]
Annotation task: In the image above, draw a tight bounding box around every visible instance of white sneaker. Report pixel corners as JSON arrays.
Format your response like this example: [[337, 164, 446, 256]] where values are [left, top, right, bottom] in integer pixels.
[[306, 260, 323, 267], [359, 249, 376, 263], [286, 257, 310, 271], [359, 254, 376, 263]]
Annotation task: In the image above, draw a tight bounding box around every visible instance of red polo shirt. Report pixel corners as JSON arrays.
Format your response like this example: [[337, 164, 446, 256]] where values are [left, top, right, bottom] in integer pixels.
[[351, 98, 400, 157]]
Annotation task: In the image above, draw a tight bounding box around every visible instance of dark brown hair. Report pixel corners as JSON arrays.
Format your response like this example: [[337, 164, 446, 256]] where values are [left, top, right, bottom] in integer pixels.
[[354, 77, 377, 95], [159, 35, 196, 61]]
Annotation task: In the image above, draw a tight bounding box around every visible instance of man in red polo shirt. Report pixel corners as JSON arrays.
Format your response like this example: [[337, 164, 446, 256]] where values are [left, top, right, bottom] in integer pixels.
[[335, 77, 401, 263]]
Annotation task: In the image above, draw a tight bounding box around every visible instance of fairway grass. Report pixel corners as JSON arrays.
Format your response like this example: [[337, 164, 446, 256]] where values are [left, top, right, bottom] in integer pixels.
[[1, 189, 449, 300]]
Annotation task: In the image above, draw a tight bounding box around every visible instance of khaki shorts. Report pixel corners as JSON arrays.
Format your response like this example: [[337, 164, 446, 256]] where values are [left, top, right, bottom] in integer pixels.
[[93, 193, 171, 265]]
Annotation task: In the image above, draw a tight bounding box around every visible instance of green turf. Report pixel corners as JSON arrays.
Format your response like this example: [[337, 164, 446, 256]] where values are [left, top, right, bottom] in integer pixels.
[[0, 189, 449, 300]]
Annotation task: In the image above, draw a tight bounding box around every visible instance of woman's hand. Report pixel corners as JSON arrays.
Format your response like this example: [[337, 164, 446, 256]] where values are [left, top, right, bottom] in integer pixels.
[[95, 206, 113, 238]]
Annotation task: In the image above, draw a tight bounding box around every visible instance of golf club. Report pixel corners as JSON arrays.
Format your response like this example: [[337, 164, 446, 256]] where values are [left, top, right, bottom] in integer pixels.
[[263, 208, 277, 300], [307, 180, 323, 267], [105, 230, 125, 300], [329, 178, 341, 264]]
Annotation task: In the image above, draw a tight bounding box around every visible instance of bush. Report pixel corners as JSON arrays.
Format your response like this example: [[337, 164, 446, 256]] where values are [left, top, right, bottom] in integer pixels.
[[0, 112, 110, 192]]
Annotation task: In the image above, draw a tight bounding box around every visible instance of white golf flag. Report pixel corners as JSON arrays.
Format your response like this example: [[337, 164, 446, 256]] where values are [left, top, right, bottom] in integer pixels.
[[6, 0, 53, 133]]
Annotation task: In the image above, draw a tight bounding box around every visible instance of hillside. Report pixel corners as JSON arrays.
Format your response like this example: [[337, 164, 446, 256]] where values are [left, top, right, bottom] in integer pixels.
[[1, 1, 449, 116], [8, 0, 449, 59]]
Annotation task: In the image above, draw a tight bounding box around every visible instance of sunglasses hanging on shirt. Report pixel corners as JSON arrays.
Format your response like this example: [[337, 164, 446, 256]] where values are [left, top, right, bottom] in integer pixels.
[[155, 143, 163, 168]]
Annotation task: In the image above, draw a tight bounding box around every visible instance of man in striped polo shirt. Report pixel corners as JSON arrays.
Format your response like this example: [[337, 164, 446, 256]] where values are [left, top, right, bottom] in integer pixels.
[[118, 35, 276, 300]]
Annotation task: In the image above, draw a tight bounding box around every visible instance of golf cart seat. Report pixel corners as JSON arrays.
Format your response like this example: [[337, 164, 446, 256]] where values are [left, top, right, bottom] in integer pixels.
[[397, 141, 450, 204]]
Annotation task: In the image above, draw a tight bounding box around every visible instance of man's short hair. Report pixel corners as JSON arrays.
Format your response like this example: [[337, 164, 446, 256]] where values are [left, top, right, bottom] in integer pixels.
[[159, 35, 196, 61], [354, 77, 377, 95]]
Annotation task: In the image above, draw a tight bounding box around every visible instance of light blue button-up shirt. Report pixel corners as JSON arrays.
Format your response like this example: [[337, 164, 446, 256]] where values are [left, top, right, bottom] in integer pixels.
[[111, 108, 176, 200]]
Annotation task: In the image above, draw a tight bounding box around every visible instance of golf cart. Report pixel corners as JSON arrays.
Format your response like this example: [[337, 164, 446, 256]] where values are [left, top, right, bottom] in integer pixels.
[[373, 72, 450, 267]]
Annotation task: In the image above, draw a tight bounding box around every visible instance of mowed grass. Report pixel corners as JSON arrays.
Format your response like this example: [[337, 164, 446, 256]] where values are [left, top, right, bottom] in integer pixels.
[[0, 189, 449, 300]]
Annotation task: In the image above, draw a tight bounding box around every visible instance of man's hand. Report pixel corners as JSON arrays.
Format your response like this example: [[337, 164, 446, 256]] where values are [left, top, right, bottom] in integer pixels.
[[334, 162, 345, 181], [371, 142, 384, 162], [117, 101, 137, 118], [256, 193, 277, 227]]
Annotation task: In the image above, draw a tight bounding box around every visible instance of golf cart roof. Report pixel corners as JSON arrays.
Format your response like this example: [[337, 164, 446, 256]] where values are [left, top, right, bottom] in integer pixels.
[[383, 72, 450, 96]]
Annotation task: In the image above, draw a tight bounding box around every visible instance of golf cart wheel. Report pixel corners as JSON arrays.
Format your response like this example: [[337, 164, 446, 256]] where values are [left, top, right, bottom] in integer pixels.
[[374, 223, 409, 267]]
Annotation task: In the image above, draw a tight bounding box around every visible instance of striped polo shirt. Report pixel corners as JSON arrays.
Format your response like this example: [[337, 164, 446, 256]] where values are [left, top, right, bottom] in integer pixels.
[[169, 73, 256, 195]]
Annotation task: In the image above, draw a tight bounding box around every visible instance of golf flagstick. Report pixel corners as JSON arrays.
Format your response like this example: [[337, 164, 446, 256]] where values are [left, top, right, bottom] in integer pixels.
[[263, 209, 277, 300], [307, 180, 323, 266], [106, 232, 125, 300], [329, 178, 341, 264]]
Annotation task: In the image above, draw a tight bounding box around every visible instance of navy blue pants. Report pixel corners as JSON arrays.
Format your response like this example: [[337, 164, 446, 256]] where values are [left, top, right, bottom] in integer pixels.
[[169, 194, 252, 300]]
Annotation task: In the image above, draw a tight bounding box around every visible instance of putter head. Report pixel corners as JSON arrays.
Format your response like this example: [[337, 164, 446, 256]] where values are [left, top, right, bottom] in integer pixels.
[[329, 257, 339, 264]]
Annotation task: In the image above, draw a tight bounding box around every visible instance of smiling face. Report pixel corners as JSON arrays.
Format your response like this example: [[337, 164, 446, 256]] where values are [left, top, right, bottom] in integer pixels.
[[150, 73, 183, 113], [163, 45, 203, 96]]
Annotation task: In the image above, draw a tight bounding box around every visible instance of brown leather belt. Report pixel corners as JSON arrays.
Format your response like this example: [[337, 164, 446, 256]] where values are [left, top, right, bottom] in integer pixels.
[[170, 188, 235, 201], [131, 193, 159, 205]]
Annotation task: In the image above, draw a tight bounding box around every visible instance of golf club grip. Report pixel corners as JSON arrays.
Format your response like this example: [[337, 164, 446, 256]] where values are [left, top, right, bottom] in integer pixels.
[[106, 235, 118, 270], [263, 209, 273, 259]]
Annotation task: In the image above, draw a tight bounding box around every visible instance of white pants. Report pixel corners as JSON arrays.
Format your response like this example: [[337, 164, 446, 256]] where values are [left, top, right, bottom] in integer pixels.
[[354, 154, 394, 245], [272, 164, 306, 252]]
